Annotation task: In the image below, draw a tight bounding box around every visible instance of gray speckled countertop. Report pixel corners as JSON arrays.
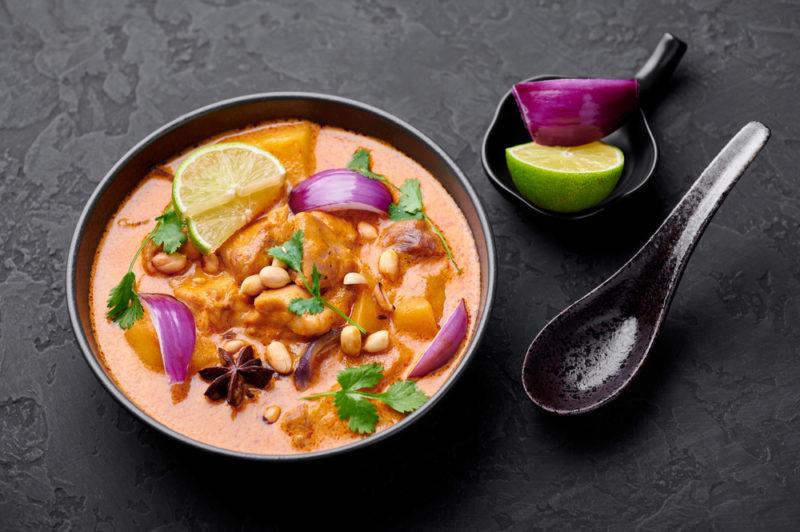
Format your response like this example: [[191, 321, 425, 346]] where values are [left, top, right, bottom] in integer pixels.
[[2, 0, 799, 529]]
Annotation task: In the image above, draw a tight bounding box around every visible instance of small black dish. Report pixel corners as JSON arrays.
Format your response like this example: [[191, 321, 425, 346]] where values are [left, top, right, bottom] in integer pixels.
[[482, 33, 687, 220]]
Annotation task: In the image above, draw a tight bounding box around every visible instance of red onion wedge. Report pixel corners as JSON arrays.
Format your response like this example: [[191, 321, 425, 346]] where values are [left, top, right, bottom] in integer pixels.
[[289, 169, 392, 214], [294, 328, 341, 391], [140, 293, 196, 384], [408, 299, 468, 379], [512, 79, 639, 146]]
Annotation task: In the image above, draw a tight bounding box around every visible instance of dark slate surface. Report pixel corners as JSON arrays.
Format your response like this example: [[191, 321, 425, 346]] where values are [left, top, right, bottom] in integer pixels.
[[1, 0, 799, 529]]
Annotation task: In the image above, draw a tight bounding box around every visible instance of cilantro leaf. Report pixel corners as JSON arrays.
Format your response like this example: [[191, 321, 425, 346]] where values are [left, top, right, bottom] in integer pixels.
[[288, 296, 325, 315], [150, 208, 186, 254], [105, 271, 143, 329], [334, 393, 379, 434], [302, 363, 429, 434], [377, 381, 428, 413], [287, 264, 325, 315], [388, 203, 424, 221], [268, 230, 304, 273], [388, 179, 424, 220], [347, 148, 389, 183], [337, 363, 383, 391]]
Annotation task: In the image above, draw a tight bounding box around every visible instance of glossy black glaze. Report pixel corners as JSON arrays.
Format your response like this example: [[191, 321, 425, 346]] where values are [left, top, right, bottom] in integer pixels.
[[523, 122, 770, 414], [66, 93, 497, 460], [481, 33, 686, 220]]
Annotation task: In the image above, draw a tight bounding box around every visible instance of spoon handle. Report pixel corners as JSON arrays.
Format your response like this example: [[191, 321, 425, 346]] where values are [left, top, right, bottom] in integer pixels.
[[650, 122, 770, 282], [635, 33, 687, 107]]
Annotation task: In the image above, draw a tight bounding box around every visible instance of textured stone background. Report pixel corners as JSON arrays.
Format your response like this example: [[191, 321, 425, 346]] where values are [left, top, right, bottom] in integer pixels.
[[2, 0, 799, 529]]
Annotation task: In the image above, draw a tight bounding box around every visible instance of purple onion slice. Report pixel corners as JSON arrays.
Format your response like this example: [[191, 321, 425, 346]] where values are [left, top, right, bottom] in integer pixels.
[[293, 328, 341, 391], [139, 293, 196, 384], [408, 299, 468, 379], [289, 169, 392, 214], [512, 78, 639, 146]]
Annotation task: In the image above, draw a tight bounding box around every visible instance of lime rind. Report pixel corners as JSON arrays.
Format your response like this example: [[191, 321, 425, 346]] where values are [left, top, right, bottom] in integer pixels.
[[172, 142, 284, 214], [173, 142, 286, 253], [505, 141, 624, 213]]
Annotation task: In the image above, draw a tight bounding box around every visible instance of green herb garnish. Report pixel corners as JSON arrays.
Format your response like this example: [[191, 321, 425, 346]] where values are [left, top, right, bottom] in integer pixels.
[[387, 179, 424, 220], [347, 149, 460, 272], [302, 363, 428, 434], [150, 209, 187, 253], [347, 147, 390, 184], [106, 271, 143, 329], [106, 207, 186, 329], [268, 231, 366, 334]]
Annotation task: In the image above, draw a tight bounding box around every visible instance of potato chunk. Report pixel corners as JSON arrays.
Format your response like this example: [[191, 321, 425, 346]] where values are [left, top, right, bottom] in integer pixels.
[[124, 312, 162, 370], [224, 121, 318, 185], [350, 287, 388, 334], [393, 297, 438, 338]]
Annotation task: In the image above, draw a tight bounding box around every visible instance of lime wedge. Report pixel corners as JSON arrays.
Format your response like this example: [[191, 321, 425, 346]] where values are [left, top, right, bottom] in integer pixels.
[[506, 141, 624, 213], [173, 142, 286, 253]]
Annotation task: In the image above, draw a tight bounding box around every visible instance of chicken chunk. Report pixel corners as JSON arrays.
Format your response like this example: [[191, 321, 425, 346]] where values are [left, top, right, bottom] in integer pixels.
[[381, 220, 443, 257], [218, 205, 291, 282], [292, 212, 357, 290], [172, 273, 244, 333], [254, 284, 308, 327], [254, 284, 354, 337]]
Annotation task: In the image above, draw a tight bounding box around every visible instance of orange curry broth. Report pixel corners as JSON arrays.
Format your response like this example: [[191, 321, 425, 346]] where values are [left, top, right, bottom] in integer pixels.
[[90, 121, 480, 454]]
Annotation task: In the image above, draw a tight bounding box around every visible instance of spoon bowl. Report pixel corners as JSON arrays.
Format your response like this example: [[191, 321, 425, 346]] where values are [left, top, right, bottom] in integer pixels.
[[482, 33, 686, 220], [522, 122, 770, 414]]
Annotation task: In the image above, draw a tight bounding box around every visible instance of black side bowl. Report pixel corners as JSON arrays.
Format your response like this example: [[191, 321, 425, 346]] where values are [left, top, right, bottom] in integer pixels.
[[66, 92, 496, 461], [482, 33, 687, 220], [481, 77, 657, 220]]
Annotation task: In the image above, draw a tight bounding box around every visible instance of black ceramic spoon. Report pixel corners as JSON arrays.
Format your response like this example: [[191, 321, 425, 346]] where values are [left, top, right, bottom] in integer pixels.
[[522, 122, 770, 414], [482, 33, 687, 220]]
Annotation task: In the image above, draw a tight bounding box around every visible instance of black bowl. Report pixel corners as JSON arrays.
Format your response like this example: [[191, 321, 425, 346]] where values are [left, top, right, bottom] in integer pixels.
[[66, 92, 497, 461]]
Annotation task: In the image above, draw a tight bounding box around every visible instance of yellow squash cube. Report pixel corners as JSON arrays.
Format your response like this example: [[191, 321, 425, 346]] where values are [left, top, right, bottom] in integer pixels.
[[225, 121, 318, 185]]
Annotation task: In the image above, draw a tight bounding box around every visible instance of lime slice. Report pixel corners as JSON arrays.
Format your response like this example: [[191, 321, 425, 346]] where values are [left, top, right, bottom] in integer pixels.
[[173, 142, 286, 253], [506, 141, 624, 213]]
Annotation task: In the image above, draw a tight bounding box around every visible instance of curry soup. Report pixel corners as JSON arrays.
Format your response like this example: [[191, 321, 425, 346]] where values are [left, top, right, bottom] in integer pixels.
[[90, 120, 480, 454]]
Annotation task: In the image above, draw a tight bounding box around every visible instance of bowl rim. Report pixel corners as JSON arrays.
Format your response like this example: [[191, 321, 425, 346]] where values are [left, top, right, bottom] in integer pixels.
[[66, 91, 497, 461], [481, 74, 658, 221]]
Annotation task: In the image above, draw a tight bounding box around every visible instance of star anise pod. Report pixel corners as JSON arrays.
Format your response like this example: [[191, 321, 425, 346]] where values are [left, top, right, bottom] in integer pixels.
[[199, 345, 274, 407]]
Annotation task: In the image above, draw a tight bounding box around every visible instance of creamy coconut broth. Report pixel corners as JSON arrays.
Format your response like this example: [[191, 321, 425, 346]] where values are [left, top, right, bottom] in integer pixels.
[[90, 120, 480, 454]]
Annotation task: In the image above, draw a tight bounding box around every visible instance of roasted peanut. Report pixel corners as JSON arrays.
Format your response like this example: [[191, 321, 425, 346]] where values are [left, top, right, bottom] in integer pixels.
[[240, 274, 264, 297], [343, 272, 368, 286], [152, 252, 187, 275], [340, 325, 362, 356], [259, 265, 291, 289], [363, 330, 390, 353], [378, 249, 399, 281], [222, 339, 244, 353], [266, 341, 293, 374], [263, 405, 281, 424], [271, 257, 287, 269], [357, 221, 378, 241]]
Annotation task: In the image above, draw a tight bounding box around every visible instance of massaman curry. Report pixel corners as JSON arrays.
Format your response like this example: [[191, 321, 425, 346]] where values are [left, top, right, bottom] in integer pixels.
[[90, 120, 480, 455]]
